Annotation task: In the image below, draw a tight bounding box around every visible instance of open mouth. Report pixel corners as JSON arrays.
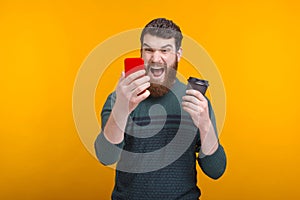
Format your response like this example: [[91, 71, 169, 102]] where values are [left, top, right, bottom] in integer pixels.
[[150, 66, 165, 78]]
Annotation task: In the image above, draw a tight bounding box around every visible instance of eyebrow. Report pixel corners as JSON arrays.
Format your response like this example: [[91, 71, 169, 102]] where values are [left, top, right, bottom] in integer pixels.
[[142, 43, 174, 49]]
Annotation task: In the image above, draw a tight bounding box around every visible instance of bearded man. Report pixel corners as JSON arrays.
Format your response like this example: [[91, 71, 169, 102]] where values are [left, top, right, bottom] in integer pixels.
[[95, 18, 227, 200]]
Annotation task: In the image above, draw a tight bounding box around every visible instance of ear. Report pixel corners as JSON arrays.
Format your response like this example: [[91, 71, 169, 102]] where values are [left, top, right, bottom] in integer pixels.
[[176, 47, 183, 62]]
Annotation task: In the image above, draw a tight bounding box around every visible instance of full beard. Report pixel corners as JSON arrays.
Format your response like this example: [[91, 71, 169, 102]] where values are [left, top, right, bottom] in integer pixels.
[[146, 57, 178, 98]]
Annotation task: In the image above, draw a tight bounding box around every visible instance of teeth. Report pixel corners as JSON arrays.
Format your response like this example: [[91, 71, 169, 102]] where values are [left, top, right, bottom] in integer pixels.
[[150, 67, 164, 77], [150, 66, 163, 70]]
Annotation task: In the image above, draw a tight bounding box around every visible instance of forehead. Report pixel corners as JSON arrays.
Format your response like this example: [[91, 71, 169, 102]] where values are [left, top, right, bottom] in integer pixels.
[[142, 34, 176, 49]]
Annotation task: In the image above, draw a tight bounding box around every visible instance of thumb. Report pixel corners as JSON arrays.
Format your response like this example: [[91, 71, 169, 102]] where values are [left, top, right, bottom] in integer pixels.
[[118, 71, 125, 83]]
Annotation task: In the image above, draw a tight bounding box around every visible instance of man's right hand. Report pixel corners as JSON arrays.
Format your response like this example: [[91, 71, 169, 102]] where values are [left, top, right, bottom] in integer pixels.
[[103, 70, 150, 144], [114, 70, 150, 116]]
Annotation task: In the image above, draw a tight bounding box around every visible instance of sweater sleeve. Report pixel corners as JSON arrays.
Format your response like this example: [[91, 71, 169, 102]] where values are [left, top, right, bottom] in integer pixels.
[[197, 99, 227, 179], [94, 92, 124, 165], [198, 144, 227, 179]]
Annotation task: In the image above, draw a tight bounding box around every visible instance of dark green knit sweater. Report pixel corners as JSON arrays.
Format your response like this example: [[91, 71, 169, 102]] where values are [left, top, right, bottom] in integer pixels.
[[95, 79, 226, 200]]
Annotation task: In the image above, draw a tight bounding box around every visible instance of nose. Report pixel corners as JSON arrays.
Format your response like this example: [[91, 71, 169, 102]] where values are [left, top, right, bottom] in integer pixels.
[[151, 50, 162, 63]]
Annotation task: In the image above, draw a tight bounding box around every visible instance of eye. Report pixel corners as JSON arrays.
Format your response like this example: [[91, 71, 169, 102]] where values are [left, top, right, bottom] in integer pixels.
[[160, 48, 171, 54], [143, 48, 154, 53]]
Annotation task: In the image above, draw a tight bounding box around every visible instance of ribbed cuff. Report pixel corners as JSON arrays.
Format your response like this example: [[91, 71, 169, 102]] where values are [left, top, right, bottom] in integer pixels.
[[198, 144, 227, 179], [94, 132, 124, 166]]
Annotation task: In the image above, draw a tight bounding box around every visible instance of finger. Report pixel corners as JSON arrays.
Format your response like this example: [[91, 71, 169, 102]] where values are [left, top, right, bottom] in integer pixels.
[[186, 89, 206, 101], [132, 81, 151, 96], [182, 104, 193, 113], [182, 95, 201, 105], [182, 105, 198, 119], [134, 90, 150, 103], [128, 75, 150, 91], [182, 101, 201, 112], [183, 95, 207, 112], [182, 103, 204, 119], [124, 69, 146, 85], [117, 71, 126, 84]]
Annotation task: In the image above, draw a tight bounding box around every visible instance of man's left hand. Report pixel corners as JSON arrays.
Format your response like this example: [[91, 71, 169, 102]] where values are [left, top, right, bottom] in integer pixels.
[[182, 89, 218, 155], [182, 89, 210, 132]]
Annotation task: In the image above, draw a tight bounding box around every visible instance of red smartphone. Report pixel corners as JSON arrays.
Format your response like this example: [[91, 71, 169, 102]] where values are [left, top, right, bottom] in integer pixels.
[[124, 58, 145, 77]]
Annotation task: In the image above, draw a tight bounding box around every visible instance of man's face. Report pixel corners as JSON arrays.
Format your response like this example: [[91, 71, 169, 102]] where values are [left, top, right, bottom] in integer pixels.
[[141, 34, 182, 97]]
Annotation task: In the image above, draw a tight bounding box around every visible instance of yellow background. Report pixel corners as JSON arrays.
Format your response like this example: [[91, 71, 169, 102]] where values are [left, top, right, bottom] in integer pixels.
[[1, 0, 300, 199]]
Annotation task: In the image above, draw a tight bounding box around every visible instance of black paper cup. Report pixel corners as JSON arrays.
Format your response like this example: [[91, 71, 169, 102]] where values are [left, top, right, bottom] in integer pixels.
[[187, 77, 209, 95]]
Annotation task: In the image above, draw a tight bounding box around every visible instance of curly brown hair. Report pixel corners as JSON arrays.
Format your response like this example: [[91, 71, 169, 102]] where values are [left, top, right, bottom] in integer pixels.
[[140, 18, 183, 51]]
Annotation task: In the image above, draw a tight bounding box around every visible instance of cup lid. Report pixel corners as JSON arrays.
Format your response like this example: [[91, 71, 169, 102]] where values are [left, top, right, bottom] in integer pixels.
[[188, 77, 209, 86]]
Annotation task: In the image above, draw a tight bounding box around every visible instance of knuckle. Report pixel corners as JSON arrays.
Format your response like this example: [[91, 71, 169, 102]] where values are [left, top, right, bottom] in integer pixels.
[[137, 86, 144, 94], [133, 81, 140, 88], [127, 76, 134, 83]]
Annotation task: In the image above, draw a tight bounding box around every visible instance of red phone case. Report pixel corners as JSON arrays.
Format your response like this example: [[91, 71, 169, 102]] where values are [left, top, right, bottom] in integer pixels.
[[124, 58, 145, 77]]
